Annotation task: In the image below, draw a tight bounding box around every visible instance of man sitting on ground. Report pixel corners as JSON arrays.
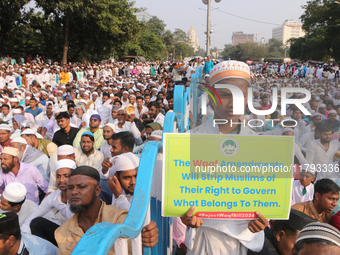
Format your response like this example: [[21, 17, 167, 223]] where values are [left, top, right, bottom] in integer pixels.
[[55, 166, 159, 254], [292, 178, 340, 223]]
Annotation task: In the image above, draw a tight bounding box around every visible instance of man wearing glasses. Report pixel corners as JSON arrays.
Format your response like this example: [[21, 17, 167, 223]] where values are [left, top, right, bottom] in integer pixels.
[[73, 114, 105, 150]]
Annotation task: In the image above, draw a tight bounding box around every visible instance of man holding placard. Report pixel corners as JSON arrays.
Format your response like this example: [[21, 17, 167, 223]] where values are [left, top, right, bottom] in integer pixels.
[[163, 60, 295, 254]]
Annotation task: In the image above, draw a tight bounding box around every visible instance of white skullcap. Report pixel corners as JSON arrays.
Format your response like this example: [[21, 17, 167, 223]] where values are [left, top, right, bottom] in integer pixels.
[[25, 96, 31, 100], [55, 159, 77, 171], [282, 128, 294, 134], [79, 99, 86, 104], [114, 152, 140, 171], [3, 182, 27, 203], [319, 104, 326, 108], [0, 124, 11, 131], [10, 137, 27, 145], [21, 129, 36, 136], [2, 147, 19, 157], [150, 130, 163, 139], [329, 110, 337, 115], [151, 88, 158, 91], [9, 98, 18, 102], [118, 107, 125, 112], [92, 92, 98, 95], [123, 91, 129, 95], [57, 145, 75, 156], [104, 123, 116, 133], [12, 109, 21, 114], [312, 112, 322, 117]]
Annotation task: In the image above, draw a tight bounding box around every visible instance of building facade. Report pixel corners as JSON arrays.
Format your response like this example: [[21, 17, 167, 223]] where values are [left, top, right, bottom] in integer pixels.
[[135, 10, 152, 22], [188, 26, 199, 52], [232, 32, 255, 46], [272, 20, 305, 46]]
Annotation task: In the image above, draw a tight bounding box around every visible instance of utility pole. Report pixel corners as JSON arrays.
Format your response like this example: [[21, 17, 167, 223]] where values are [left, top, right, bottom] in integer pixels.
[[206, 0, 211, 56]]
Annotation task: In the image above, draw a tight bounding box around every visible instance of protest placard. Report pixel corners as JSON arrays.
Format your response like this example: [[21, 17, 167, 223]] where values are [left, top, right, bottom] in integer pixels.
[[162, 133, 294, 219]]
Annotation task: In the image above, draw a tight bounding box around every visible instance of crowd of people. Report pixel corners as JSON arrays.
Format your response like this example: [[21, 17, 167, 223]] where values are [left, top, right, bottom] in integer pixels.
[[0, 54, 340, 254]]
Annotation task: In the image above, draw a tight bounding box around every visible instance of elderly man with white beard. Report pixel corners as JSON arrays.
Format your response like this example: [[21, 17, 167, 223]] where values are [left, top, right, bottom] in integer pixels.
[[72, 103, 90, 129], [10, 137, 50, 182]]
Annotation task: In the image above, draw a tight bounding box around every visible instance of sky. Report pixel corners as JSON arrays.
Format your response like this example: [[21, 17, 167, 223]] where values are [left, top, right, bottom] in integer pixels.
[[134, 0, 309, 50]]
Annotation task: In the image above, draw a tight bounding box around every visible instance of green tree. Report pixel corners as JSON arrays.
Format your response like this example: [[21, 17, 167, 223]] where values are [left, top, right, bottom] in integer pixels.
[[138, 29, 166, 61], [267, 39, 284, 58], [221, 44, 240, 60], [31, 0, 140, 63], [289, 37, 329, 61], [195, 47, 206, 57], [290, 0, 340, 61], [221, 43, 267, 61], [145, 16, 166, 36], [163, 30, 174, 53], [0, 0, 30, 53]]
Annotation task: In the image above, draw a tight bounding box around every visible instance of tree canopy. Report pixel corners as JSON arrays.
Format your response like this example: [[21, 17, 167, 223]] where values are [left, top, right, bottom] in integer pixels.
[[1, 3, 195, 63], [290, 0, 340, 61]]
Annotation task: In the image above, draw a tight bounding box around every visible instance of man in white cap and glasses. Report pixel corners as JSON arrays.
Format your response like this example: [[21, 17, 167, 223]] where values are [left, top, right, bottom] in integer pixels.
[[10, 136, 50, 181], [108, 152, 140, 211], [48, 145, 76, 193], [22, 159, 76, 246], [0, 124, 12, 153], [0, 182, 38, 227], [0, 147, 48, 204]]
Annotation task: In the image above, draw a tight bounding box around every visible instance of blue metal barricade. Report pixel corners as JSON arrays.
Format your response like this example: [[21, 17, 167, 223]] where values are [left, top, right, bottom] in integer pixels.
[[72, 84, 191, 255]]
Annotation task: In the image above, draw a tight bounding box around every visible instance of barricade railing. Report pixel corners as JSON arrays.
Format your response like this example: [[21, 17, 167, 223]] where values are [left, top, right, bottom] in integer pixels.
[[72, 84, 190, 255]]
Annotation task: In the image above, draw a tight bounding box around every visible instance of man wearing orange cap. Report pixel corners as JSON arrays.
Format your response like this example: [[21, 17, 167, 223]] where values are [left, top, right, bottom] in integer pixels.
[[184, 60, 268, 255], [191, 60, 256, 135]]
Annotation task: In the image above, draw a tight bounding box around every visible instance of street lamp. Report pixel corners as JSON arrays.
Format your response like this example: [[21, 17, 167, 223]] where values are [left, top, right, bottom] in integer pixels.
[[202, 0, 221, 56]]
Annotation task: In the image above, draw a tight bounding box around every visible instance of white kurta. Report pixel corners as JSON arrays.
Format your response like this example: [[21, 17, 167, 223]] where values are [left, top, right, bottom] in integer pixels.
[[186, 120, 264, 254], [21, 189, 73, 234], [306, 139, 338, 166], [291, 180, 314, 205]]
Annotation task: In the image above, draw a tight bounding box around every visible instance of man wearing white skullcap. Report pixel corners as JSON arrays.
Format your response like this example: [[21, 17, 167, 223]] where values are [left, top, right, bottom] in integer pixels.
[[48, 145, 76, 193], [301, 112, 323, 135], [100, 123, 116, 159], [322, 109, 340, 133], [0, 182, 38, 227], [22, 159, 76, 245], [149, 130, 162, 141], [318, 103, 327, 120], [0, 124, 12, 153], [10, 136, 50, 181], [107, 152, 140, 211], [21, 128, 58, 157], [0, 147, 48, 204], [185, 61, 268, 255]]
